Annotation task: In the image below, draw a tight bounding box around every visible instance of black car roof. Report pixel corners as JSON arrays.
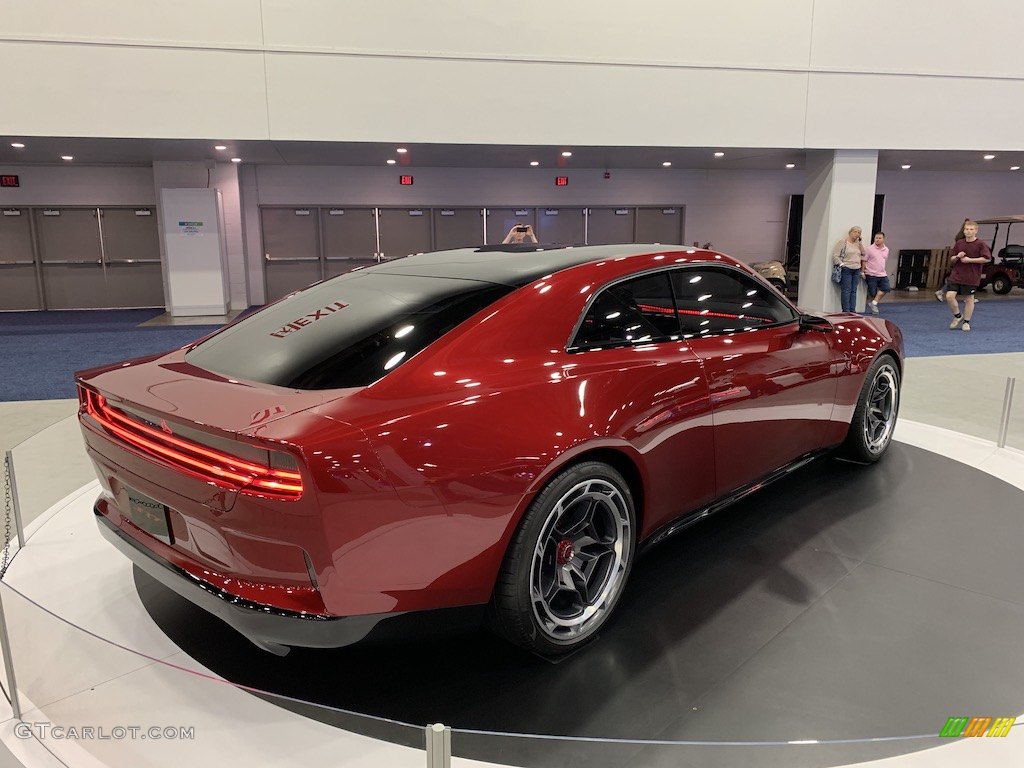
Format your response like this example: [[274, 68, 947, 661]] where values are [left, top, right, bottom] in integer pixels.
[[362, 244, 692, 286]]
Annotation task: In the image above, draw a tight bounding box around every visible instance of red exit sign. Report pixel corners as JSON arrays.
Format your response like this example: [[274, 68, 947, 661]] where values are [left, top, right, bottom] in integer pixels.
[[0, 175, 19, 188], [555, 176, 569, 187], [399, 175, 414, 186]]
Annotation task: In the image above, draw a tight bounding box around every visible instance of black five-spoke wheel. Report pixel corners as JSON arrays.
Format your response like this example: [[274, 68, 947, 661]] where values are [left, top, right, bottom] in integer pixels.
[[842, 355, 901, 462], [490, 462, 636, 655]]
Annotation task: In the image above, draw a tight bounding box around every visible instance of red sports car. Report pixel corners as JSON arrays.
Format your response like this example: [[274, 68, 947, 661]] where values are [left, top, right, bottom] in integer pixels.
[[78, 245, 903, 656]]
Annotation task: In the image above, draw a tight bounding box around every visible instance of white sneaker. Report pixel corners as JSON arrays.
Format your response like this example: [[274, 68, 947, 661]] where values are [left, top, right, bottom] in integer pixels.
[[949, 316, 963, 329], [962, 322, 971, 332], [935, 289, 944, 301], [870, 301, 879, 314]]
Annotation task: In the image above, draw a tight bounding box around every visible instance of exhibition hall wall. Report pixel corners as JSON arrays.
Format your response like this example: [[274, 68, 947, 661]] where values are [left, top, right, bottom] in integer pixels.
[[2, 0, 1022, 150], [2, 162, 1022, 305]]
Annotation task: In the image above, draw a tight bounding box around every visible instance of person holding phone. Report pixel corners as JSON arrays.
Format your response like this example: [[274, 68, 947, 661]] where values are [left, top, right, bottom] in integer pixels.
[[832, 226, 867, 313], [503, 224, 538, 244]]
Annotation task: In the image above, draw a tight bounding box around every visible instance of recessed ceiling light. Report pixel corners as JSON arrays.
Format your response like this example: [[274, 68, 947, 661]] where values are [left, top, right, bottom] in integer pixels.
[[662, 161, 672, 167], [785, 163, 795, 169], [1012, 166, 1021, 171], [713, 151, 725, 158], [61, 155, 73, 161], [11, 142, 25, 149], [983, 154, 996, 160], [561, 151, 573, 158], [901, 164, 912, 170], [386, 159, 397, 165], [396, 148, 408, 154], [230, 157, 242, 163], [214, 145, 227, 151], [529, 161, 539, 166]]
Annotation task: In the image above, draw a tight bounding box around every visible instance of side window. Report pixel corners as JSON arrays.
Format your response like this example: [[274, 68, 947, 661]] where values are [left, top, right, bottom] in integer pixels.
[[572, 272, 678, 350], [670, 268, 796, 337]]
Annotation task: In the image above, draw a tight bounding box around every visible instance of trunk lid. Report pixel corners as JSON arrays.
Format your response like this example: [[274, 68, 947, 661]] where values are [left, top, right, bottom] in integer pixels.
[[77, 348, 335, 433]]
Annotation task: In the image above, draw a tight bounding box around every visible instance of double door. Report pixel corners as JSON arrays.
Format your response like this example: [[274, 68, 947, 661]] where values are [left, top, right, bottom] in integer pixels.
[[260, 204, 686, 302], [0, 207, 163, 311], [585, 206, 684, 246], [0, 208, 41, 310], [262, 207, 432, 301], [485, 206, 684, 246]]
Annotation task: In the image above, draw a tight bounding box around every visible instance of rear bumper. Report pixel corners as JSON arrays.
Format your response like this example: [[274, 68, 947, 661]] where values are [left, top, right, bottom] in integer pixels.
[[95, 506, 396, 653]]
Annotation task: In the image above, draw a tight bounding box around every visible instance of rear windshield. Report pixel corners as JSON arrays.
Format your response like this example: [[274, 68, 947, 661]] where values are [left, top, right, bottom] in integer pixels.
[[186, 272, 513, 389]]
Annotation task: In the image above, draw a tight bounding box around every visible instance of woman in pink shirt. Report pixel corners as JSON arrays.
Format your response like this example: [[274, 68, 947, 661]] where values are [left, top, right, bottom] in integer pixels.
[[861, 232, 890, 314]]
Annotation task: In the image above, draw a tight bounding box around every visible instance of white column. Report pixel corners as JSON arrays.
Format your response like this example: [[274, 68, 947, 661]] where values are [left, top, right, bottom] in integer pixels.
[[798, 150, 878, 314], [152, 160, 249, 313], [159, 188, 229, 316]]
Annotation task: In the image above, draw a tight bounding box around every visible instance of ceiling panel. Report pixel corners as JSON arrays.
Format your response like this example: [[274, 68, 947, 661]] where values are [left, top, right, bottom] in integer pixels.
[[0, 136, 1020, 174]]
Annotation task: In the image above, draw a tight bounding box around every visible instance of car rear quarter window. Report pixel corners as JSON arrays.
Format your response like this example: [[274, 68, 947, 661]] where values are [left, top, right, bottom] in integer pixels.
[[571, 272, 678, 350], [185, 272, 513, 389], [670, 267, 796, 336]]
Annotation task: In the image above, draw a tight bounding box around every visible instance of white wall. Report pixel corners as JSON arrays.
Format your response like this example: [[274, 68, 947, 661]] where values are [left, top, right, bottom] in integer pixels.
[[2, 0, 1022, 150]]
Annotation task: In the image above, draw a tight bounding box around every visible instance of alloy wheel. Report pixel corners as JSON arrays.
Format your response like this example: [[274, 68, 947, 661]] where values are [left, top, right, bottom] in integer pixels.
[[529, 478, 632, 643], [863, 366, 899, 453]]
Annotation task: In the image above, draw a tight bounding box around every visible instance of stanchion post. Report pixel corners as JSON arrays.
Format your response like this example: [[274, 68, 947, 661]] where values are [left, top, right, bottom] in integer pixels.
[[997, 377, 1016, 449], [0, 588, 22, 720], [5, 451, 26, 549], [425, 723, 451, 768]]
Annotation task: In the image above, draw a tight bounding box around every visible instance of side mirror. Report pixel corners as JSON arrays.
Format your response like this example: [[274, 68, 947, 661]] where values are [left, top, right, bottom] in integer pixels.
[[799, 313, 833, 332]]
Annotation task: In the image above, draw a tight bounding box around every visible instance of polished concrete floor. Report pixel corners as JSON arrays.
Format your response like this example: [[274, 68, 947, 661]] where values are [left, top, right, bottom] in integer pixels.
[[138, 310, 243, 327]]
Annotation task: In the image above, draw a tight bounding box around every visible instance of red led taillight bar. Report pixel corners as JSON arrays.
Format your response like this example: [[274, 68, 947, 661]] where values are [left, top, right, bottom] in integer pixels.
[[80, 388, 303, 500]]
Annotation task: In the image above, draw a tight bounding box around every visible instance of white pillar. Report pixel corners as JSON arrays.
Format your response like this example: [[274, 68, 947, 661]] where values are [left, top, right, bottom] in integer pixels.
[[152, 160, 249, 313], [159, 188, 230, 316], [798, 150, 878, 314]]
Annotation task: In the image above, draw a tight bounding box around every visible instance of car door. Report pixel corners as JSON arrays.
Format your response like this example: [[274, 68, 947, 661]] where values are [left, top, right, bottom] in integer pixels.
[[670, 266, 839, 496], [566, 270, 716, 536]]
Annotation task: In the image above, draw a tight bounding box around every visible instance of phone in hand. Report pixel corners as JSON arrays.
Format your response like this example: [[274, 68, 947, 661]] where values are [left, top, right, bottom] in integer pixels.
[[515, 225, 529, 233]]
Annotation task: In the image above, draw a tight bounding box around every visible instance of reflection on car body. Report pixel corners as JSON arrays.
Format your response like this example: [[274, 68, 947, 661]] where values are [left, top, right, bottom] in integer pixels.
[[78, 244, 903, 657]]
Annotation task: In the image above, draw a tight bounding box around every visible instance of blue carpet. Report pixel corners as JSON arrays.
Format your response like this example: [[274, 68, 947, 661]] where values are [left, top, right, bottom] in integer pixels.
[[873, 297, 1024, 358], [0, 311, 221, 401], [0, 308, 164, 329]]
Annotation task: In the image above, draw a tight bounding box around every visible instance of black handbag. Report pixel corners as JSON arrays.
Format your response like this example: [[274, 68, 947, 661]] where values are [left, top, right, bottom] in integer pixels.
[[831, 246, 846, 284]]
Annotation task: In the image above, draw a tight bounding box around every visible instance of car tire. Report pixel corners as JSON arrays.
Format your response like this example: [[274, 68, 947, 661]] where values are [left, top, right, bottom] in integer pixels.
[[769, 279, 787, 294], [992, 274, 1012, 294], [840, 355, 901, 463], [489, 461, 636, 656]]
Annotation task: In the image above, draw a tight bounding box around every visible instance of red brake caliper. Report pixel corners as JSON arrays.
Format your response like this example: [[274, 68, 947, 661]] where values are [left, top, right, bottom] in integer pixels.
[[556, 538, 575, 566]]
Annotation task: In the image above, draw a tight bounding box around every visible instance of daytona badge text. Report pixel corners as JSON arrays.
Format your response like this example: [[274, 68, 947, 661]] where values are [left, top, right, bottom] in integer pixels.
[[269, 301, 347, 338]]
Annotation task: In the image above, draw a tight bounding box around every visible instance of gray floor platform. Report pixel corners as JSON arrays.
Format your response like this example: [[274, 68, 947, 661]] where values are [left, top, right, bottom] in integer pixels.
[[134, 442, 1024, 768]]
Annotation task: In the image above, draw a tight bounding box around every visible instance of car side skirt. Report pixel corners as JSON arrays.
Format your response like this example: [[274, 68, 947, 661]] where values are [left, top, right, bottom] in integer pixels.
[[639, 448, 831, 553]]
